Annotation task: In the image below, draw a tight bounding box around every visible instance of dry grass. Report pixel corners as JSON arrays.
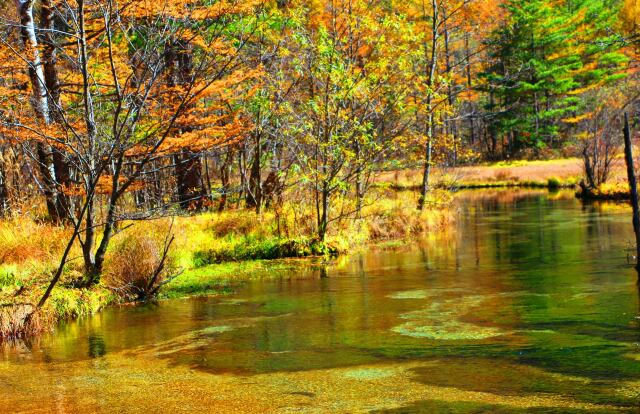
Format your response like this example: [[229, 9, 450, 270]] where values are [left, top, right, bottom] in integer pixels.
[[451, 158, 586, 185], [104, 231, 177, 301], [0, 217, 68, 265], [365, 190, 454, 240], [205, 212, 264, 237], [0, 304, 50, 339], [377, 158, 629, 189]]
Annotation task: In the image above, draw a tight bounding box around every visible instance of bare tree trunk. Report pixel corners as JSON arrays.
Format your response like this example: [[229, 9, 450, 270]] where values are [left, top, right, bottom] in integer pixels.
[[78, 0, 100, 279], [246, 132, 262, 213], [238, 146, 246, 207], [0, 148, 9, 215], [443, 6, 458, 166], [623, 113, 640, 277], [354, 140, 364, 219], [218, 150, 233, 212], [418, 127, 433, 210], [16, 0, 48, 121], [82, 193, 96, 275], [175, 150, 206, 210], [36, 145, 58, 217], [464, 33, 475, 145], [203, 154, 213, 201], [41, 0, 73, 221], [418, 0, 439, 211], [15, 0, 62, 221], [318, 183, 329, 241]]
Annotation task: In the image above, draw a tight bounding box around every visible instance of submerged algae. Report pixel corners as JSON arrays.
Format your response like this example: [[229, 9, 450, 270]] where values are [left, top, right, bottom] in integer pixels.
[[390, 292, 507, 340], [0, 356, 630, 413]]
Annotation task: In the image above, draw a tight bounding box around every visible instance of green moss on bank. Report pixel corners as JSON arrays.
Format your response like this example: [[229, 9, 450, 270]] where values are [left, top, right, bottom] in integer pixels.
[[384, 177, 576, 191], [192, 236, 340, 265], [162, 260, 307, 298]]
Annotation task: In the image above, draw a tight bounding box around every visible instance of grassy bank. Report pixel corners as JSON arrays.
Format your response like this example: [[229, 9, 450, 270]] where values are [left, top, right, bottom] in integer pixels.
[[575, 182, 631, 200], [0, 190, 454, 338], [1, 157, 634, 340], [4, 158, 617, 339], [377, 158, 589, 190]]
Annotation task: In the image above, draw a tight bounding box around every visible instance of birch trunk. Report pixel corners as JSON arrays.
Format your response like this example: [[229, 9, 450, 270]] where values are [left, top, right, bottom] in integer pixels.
[[15, 0, 62, 221]]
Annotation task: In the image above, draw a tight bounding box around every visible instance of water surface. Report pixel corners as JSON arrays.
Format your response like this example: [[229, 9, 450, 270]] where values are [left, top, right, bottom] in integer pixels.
[[1, 189, 639, 413]]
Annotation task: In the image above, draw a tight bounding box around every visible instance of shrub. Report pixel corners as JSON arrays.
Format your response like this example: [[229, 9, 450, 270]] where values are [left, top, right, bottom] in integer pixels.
[[547, 177, 561, 188], [105, 233, 177, 301], [0, 304, 47, 339], [192, 236, 339, 266]]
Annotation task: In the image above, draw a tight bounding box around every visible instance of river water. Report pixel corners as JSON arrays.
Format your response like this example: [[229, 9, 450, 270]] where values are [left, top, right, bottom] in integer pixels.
[[1, 189, 639, 413]]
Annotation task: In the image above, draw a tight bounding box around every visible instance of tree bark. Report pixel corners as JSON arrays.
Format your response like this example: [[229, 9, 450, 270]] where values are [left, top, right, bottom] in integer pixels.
[[246, 133, 262, 213], [15, 0, 62, 221], [218, 150, 233, 212], [41, 0, 73, 221], [623, 113, 640, 277], [318, 183, 329, 241], [0, 148, 9, 215], [175, 150, 206, 210], [442, 6, 458, 166], [418, 0, 439, 211], [464, 33, 476, 145]]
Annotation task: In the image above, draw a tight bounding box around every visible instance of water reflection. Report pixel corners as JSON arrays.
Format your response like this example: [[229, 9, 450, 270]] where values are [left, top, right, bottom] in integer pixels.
[[88, 334, 106, 358]]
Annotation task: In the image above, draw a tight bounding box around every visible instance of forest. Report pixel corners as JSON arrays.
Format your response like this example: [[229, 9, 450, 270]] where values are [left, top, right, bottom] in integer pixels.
[[1, 0, 640, 412]]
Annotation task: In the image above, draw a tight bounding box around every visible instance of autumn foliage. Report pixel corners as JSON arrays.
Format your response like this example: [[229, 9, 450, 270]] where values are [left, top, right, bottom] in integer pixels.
[[0, 0, 637, 308]]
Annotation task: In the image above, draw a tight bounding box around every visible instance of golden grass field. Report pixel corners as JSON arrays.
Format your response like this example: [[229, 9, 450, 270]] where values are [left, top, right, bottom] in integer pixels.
[[377, 158, 629, 189]]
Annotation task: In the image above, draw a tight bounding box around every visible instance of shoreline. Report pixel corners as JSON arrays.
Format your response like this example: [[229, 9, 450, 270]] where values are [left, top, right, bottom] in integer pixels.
[[0, 158, 631, 340], [0, 191, 455, 339]]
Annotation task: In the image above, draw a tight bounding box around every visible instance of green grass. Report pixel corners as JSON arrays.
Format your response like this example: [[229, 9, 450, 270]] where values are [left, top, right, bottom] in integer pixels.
[[162, 260, 303, 298], [191, 236, 340, 266]]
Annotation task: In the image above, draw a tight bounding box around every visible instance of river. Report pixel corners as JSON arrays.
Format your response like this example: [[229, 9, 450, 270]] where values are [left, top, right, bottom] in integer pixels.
[[1, 189, 639, 413]]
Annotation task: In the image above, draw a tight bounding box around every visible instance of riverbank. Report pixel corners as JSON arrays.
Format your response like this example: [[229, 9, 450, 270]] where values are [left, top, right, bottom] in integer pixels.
[[381, 157, 637, 201], [575, 182, 632, 200], [4, 156, 628, 339], [377, 158, 585, 190], [0, 190, 454, 338]]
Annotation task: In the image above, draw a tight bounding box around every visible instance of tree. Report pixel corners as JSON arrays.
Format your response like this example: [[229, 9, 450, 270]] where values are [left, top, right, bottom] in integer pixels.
[[285, 0, 409, 239], [480, 0, 627, 156], [1, 0, 261, 304]]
